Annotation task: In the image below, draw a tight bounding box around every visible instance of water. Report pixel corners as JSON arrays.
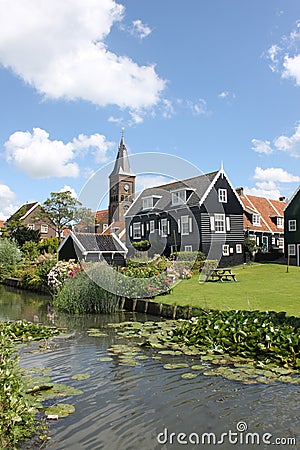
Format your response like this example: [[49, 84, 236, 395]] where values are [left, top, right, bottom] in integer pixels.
[[0, 285, 299, 449]]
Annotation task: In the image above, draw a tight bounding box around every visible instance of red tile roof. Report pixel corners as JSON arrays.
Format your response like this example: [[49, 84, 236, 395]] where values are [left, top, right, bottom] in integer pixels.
[[102, 221, 126, 241], [0, 220, 5, 228], [94, 209, 108, 223], [238, 193, 286, 233]]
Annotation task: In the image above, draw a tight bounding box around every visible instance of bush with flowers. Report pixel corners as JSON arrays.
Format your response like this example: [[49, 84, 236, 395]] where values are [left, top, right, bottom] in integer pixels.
[[47, 260, 83, 294]]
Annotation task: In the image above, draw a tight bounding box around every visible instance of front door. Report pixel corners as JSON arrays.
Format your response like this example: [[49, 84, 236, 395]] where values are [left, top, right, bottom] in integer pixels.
[[262, 236, 268, 253]]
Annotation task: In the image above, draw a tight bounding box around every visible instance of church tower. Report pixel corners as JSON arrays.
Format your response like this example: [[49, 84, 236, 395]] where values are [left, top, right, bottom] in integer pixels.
[[108, 132, 135, 224]]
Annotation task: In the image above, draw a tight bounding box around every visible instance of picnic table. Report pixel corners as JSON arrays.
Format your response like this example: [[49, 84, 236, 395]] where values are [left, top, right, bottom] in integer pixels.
[[209, 268, 237, 282]]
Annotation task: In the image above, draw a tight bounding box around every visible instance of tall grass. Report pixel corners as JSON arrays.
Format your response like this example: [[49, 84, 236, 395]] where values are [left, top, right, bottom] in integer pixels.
[[54, 267, 120, 314]]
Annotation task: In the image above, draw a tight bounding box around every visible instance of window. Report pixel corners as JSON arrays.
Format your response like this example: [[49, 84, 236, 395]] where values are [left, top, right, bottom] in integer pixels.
[[277, 217, 284, 228], [278, 238, 284, 249], [133, 222, 141, 239], [236, 244, 242, 254], [222, 244, 230, 256], [218, 188, 227, 203], [149, 220, 155, 233], [103, 224, 108, 231], [181, 215, 190, 235], [288, 244, 296, 256], [288, 219, 296, 232], [161, 218, 168, 237], [172, 190, 186, 205], [214, 214, 226, 233], [252, 214, 261, 226], [40, 224, 48, 234], [142, 197, 153, 210], [27, 224, 35, 230], [184, 245, 192, 252]]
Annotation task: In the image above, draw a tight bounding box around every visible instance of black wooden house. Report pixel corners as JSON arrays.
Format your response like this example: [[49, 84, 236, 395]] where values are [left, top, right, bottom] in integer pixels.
[[125, 168, 244, 267]]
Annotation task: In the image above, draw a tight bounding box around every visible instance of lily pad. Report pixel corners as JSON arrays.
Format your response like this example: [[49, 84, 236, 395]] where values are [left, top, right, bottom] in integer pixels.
[[191, 365, 204, 371], [181, 373, 197, 380], [45, 403, 75, 418], [72, 373, 90, 381], [163, 363, 189, 370], [98, 357, 114, 362]]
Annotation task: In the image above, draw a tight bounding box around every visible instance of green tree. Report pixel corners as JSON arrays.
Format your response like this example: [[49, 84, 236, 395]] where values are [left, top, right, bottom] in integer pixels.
[[0, 238, 22, 266], [21, 241, 40, 261], [42, 191, 89, 241], [9, 225, 40, 247]]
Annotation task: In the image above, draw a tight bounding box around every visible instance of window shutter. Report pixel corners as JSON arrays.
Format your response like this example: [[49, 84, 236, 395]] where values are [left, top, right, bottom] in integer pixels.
[[129, 225, 133, 237], [210, 216, 215, 231], [141, 223, 144, 236], [146, 222, 149, 232], [158, 220, 161, 234], [178, 219, 181, 233], [167, 220, 170, 235], [189, 217, 193, 233], [226, 217, 231, 231]]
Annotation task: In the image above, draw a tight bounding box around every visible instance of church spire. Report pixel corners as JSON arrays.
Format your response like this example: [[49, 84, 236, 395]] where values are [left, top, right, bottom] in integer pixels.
[[110, 129, 133, 177]]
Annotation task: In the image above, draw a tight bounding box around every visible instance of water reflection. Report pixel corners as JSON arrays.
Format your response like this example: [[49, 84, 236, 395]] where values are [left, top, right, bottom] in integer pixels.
[[1, 286, 299, 450]]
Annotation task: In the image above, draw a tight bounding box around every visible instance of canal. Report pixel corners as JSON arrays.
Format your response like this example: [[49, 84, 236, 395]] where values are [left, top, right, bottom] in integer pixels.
[[0, 285, 299, 449]]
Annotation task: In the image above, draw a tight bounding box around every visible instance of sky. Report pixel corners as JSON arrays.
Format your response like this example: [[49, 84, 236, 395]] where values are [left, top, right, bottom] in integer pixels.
[[0, 0, 300, 219]]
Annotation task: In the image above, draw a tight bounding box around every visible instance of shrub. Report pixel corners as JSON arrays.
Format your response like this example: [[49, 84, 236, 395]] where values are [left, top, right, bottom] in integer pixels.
[[21, 241, 39, 261], [47, 260, 82, 293], [0, 238, 22, 266], [132, 240, 151, 251], [54, 266, 120, 314], [38, 237, 59, 255]]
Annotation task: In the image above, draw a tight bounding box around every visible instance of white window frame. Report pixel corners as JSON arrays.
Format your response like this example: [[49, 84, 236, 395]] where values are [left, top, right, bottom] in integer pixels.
[[277, 238, 284, 249], [218, 188, 227, 203], [149, 220, 155, 234], [184, 245, 192, 252], [161, 218, 168, 237], [133, 222, 141, 239], [277, 217, 284, 228], [103, 224, 108, 231], [252, 214, 261, 226], [222, 244, 230, 256], [142, 197, 154, 210], [236, 244, 242, 254], [214, 214, 226, 233], [171, 190, 186, 205], [27, 224, 35, 230], [40, 224, 48, 234], [288, 244, 296, 256], [181, 215, 190, 235], [288, 219, 296, 232]]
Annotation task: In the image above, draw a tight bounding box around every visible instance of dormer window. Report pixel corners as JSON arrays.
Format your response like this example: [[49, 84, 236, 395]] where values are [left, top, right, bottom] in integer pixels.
[[218, 188, 227, 203], [277, 217, 284, 228], [171, 190, 186, 205], [142, 196, 160, 210], [252, 214, 261, 226]]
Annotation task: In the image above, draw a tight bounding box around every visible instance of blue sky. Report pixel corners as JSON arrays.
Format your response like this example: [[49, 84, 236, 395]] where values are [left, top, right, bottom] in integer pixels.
[[0, 0, 300, 219]]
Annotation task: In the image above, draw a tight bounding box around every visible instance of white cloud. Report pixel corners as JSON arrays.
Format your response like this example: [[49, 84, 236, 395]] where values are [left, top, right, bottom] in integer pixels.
[[5, 128, 114, 178], [5, 128, 79, 178], [0, 0, 165, 111], [253, 166, 300, 183], [130, 20, 152, 39], [244, 185, 282, 200], [59, 185, 78, 199], [187, 98, 209, 116], [282, 54, 300, 85], [251, 139, 273, 155], [136, 175, 173, 191], [274, 124, 300, 157], [72, 133, 114, 163], [0, 183, 20, 220], [251, 139, 273, 154]]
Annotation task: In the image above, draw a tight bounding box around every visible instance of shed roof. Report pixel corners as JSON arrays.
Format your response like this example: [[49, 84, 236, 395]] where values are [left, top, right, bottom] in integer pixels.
[[59, 232, 127, 254]]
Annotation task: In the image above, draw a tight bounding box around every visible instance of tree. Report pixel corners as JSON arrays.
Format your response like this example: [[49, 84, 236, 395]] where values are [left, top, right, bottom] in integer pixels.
[[42, 191, 88, 241], [9, 226, 40, 247], [0, 238, 22, 266]]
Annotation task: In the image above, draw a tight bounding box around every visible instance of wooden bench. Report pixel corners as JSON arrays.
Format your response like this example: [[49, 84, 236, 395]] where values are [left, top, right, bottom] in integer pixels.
[[209, 268, 237, 282]]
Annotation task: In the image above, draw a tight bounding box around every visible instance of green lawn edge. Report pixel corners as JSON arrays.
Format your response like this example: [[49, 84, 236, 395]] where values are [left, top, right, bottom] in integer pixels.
[[154, 263, 300, 317]]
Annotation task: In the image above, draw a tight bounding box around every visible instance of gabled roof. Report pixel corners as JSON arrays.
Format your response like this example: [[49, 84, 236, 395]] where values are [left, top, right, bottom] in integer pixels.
[[284, 185, 300, 211], [125, 170, 220, 217], [58, 231, 127, 254], [238, 192, 286, 233], [94, 209, 108, 223], [7, 202, 40, 222], [125, 168, 242, 217]]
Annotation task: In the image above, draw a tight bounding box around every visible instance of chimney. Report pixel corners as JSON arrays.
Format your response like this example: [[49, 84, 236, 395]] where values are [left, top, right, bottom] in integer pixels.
[[236, 187, 244, 197], [279, 196, 286, 202]]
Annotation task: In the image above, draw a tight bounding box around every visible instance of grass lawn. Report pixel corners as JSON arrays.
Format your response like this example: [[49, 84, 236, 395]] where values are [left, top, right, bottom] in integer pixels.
[[155, 263, 300, 316]]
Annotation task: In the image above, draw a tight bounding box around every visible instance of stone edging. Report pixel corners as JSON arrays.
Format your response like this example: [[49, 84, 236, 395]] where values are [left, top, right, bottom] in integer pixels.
[[119, 297, 195, 320]]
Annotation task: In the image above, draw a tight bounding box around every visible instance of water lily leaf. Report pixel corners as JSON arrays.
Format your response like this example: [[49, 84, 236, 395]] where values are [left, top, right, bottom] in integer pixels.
[[158, 350, 182, 356], [72, 373, 90, 381], [181, 373, 197, 379], [45, 403, 75, 418], [98, 357, 114, 362], [191, 365, 204, 371], [135, 355, 149, 360], [163, 363, 189, 370]]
